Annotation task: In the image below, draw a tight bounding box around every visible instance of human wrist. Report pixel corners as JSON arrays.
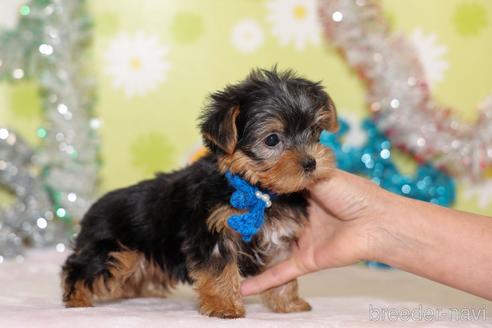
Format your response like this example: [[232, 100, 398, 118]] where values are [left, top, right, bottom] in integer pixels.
[[310, 169, 418, 265], [320, 169, 410, 264], [361, 187, 412, 265]]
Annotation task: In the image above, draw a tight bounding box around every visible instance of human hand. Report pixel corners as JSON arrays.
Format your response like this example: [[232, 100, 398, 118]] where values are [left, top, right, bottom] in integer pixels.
[[241, 169, 492, 300], [241, 169, 390, 295]]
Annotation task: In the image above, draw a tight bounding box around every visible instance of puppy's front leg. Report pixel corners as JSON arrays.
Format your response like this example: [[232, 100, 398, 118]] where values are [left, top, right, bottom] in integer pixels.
[[262, 279, 311, 313], [191, 262, 245, 319]]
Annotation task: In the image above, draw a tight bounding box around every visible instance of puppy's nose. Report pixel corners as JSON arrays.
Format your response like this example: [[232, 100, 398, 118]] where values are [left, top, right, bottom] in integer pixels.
[[302, 157, 316, 173]]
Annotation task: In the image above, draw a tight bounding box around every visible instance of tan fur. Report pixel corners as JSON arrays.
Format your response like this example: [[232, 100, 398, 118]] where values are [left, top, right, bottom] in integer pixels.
[[218, 150, 260, 184], [104, 250, 144, 298], [316, 101, 338, 132], [205, 205, 245, 259], [261, 150, 306, 193], [63, 281, 93, 307], [203, 106, 240, 154], [262, 279, 311, 313], [191, 263, 245, 318], [63, 250, 175, 307], [218, 143, 334, 194], [207, 205, 243, 234]]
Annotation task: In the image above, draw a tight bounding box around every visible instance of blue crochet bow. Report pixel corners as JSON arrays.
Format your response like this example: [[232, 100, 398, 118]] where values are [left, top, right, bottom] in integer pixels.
[[225, 171, 274, 242]]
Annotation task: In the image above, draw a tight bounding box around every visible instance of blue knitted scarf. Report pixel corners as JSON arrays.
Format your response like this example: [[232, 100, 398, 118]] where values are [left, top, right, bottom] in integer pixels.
[[225, 171, 274, 242]]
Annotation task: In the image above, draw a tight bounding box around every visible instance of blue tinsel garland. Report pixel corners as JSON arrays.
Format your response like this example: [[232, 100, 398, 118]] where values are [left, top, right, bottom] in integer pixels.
[[320, 119, 455, 206], [320, 118, 456, 268]]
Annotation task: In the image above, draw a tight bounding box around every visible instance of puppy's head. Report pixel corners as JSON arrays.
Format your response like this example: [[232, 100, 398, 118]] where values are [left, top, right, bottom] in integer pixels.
[[199, 68, 338, 194]]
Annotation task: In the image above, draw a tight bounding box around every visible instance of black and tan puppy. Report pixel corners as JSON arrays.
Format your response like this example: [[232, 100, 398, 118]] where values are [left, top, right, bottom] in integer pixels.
[[62, 68, 338, 318]]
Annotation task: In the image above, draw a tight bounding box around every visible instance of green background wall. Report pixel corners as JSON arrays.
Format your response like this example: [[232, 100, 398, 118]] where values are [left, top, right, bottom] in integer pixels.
[[1, 0, 491, 215]]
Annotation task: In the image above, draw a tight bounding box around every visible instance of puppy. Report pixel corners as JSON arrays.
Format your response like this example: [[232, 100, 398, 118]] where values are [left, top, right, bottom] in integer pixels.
[[62, 68, 338, 318]]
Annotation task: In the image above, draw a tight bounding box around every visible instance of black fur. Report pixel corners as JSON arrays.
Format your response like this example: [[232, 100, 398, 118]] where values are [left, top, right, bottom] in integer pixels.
[[63, 154, 308, 296], [200, 68, 333, 155], [62, 67, 334, 302]]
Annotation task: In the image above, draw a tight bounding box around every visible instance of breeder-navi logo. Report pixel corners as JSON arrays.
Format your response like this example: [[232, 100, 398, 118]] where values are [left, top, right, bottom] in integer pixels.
[[369, 304, 487, 322]]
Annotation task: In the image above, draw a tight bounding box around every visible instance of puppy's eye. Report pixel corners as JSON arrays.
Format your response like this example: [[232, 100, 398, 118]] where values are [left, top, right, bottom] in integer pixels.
[[264, 133, 280, 147]]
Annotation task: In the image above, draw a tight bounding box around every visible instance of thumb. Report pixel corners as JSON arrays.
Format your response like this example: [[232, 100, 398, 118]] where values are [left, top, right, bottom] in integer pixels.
[[240, 257, 305, 296]]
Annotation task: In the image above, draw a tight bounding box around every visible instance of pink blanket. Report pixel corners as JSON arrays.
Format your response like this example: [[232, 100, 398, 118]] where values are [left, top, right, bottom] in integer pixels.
[[1, 250, 490, 327]]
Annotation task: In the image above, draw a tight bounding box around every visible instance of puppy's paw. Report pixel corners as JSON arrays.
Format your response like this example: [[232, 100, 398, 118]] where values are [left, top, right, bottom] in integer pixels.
[[270, 297, 312, 313], [199, 302, 245, 319], [64, 298, 93, 308], [63, 282, 93, 308]]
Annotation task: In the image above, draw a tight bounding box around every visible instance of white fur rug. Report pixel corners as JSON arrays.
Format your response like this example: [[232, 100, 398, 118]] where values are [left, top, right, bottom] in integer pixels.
[[0, 250, 490, 327]]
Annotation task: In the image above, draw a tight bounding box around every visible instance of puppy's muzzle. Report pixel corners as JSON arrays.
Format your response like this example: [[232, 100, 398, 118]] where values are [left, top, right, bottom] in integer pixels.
[[301, 156, 316, 173]]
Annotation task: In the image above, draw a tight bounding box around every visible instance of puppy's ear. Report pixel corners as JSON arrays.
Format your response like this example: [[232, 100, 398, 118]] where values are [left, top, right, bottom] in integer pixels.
[[200, 103, 240, 154], [317, 96, 338, 132]]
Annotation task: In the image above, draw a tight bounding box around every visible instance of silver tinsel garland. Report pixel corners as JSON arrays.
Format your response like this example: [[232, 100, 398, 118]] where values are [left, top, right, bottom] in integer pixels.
[[319, 0, 492, 179], [0, 0, 99, 260]]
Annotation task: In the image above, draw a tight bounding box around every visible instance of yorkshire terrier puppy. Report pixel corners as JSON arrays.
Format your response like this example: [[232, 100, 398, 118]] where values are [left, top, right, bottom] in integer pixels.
[[62, 68, 338, 318]]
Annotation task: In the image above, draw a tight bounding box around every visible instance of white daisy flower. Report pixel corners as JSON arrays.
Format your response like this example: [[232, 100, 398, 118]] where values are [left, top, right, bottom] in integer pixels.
[[266, 0, 321, 51], [104, 31, 170, 97], [463, 179, 492, 209], [231, 18, 264, 54], [0, 0, 24, 30], [410, 29, 449, 88]]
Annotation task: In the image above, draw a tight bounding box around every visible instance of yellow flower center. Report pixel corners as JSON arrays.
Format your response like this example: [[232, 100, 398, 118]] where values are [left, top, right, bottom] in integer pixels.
[[293, 5, 307, 20], [129, 57, 142, 70]]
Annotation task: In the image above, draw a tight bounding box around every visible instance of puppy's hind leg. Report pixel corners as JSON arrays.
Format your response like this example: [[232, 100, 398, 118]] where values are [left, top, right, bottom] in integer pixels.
[[62, 240, 120, 307], [62, 252, 96, 307]]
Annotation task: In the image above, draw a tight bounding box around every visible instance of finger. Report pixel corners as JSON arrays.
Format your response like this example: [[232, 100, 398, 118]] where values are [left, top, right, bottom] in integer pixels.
[[309, 169, 344, 197], [309, 180, 339, 215], [240, 258, 305, 296], [309, 169, 363, 202], [308, 198, 331, 220], [307, 199, 340, 230]]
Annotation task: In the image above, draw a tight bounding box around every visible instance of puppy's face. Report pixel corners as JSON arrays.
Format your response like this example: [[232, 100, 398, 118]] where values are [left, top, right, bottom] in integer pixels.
[[200, 69, 338, 194]]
